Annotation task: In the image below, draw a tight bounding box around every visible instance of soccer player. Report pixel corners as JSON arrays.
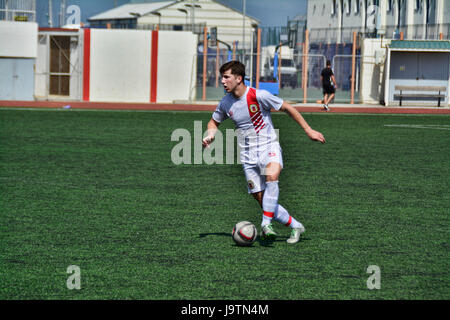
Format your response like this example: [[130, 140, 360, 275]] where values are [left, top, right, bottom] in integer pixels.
[[202, 61, 325, 244], [320, 60, 337, 111]]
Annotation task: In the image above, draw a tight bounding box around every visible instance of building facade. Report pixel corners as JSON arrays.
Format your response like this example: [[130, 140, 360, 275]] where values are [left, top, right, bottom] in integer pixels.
[[0, 0, 37, 101], [89, 0, 259, 51], [307, 0, 450, 43]]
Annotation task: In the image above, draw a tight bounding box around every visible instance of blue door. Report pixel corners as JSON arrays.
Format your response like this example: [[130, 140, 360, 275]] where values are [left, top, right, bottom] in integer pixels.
[[0, 58, 35, 101]]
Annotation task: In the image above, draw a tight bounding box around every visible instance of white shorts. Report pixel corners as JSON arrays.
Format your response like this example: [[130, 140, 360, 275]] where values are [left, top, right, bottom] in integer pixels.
[[243, 144, 283, 194]]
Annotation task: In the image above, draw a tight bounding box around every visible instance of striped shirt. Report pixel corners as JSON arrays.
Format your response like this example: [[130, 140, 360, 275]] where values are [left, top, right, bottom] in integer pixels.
[[212, 87, 283, 164]]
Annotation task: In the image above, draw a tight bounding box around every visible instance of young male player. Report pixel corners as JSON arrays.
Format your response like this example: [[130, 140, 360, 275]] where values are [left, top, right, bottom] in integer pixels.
[[202, 61, 325, 244]]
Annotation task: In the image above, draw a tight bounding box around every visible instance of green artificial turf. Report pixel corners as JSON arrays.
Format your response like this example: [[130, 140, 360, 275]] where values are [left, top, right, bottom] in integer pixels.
[[0, 108, 449, 300]]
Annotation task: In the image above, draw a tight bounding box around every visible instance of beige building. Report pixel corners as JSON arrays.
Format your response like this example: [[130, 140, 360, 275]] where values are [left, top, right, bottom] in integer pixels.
[[307, 0, 450, 43], [89, 0, 259, 51]]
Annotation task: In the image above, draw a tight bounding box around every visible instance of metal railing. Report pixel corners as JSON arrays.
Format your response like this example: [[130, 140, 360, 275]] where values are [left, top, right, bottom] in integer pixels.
[[309, 23, 450, 44], [193, 51, 361, 104], [0, 0, 35, 22], [137, 22, 207, 35]]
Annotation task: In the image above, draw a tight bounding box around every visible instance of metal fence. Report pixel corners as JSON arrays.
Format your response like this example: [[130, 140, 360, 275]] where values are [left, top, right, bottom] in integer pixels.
[[0, 0, 36, 22], [309, 24, 449, 44], [264, 24, 449, 51], [191, 22, 450, 103], [137, 22, 207, 35], [194, 51, 361, 104], [387, 23, 450, 40]]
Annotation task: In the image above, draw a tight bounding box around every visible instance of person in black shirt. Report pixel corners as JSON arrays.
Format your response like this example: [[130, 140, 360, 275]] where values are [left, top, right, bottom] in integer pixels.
[[320, 60, 337, 111]]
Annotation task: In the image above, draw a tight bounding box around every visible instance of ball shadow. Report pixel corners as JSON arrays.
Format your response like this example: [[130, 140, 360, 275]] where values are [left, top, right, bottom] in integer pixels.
[[198, 232, 309, 247]]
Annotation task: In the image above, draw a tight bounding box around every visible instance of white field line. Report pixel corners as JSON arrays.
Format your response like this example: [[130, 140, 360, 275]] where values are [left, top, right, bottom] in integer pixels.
[[1, 107, 450, 118], [384, 124, 450, 130]]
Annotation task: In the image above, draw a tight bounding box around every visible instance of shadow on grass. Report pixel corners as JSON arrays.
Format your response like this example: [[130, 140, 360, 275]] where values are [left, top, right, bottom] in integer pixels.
[[199, 232, 309, 247], [199, 232, 231, 238]]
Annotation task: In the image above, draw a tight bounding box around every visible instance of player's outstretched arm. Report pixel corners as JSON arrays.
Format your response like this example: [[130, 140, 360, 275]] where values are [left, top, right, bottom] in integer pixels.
[[280, 102, 326, 144], [202, 118, 220, 148]]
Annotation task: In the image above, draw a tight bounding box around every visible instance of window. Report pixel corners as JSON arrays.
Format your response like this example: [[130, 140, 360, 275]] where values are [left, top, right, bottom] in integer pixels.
[[415, 0, 421, 11], [355, 0, 360, 14], [331, 0, 336, 15], [347, 0, 352, 14], [387, 0, 392, 12], [281, 59, 294, 67], [428, 0, 437, 24]]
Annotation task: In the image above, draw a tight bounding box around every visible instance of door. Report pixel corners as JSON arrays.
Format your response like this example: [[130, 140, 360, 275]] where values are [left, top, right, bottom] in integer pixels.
[[417, 52, 448, 84], [0, 58, 35, 100], [50, 36, 70, 96]]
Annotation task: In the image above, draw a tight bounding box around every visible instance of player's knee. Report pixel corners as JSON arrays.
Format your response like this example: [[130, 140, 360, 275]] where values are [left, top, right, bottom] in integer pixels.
[[266, 175, 278, 182], [264, 163, 282, 181]]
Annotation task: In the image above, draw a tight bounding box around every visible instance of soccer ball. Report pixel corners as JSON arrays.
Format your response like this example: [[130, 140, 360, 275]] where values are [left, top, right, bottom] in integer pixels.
[[232, 221, 257, 246]]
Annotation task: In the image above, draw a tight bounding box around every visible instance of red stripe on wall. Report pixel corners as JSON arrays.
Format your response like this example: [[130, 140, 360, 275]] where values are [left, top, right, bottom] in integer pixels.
[[83, 28, 91, 101], [150, 30, 159, 103]]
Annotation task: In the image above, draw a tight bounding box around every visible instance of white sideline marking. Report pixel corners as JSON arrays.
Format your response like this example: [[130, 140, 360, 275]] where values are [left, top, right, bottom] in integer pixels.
[[1, 107, 449, 117], [384, 124, 450, 130]]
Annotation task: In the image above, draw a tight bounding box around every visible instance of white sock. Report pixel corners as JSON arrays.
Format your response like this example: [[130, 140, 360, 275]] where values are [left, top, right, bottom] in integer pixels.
[[274, 204, 304, 229], [261, 181, 279, 227]]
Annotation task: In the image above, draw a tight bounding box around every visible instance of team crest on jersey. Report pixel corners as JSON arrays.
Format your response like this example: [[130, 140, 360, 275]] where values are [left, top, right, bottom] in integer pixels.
[[249, 104, 258, 113], [268, 152, 276, 157], [247, 180, 255, 190], [228, 110, 233, 117]]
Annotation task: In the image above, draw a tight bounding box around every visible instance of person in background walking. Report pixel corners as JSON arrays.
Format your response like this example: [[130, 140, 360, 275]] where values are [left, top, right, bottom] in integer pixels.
[[320, 60, 337, 111]]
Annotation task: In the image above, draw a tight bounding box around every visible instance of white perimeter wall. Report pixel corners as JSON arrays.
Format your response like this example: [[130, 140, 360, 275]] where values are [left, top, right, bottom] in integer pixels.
[[157, 31, 197, 103], [0, 21, 37, 58], [360, 38, 390, 104], [90, 29, 151, 103], [35, 34, 48, 98], [89, 29, 197, 103]]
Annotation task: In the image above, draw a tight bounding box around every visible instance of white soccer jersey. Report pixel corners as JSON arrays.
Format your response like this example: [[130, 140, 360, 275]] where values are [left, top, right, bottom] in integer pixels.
[[212, 86, 283, 166]]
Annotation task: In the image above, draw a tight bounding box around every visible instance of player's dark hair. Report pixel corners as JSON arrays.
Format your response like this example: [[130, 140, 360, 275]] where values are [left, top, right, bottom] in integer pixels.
[[220, 60, 246, 80], [326, 60, 332, 67]]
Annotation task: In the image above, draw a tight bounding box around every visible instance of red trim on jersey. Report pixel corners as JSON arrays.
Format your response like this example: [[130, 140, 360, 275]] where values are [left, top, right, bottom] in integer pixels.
[[263, 211, 274, 218], [246, 87, 266, 134]]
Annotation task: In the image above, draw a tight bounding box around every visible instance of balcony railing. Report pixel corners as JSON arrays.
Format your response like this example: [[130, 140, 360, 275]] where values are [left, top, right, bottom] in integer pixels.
[[0, 0, 36, 22]]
